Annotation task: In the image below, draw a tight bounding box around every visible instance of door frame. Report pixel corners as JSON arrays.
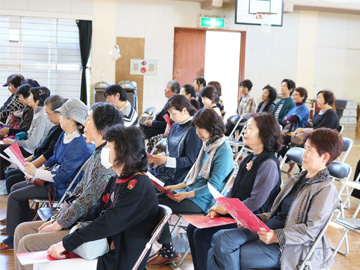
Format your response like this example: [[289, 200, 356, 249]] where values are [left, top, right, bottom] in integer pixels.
[[173, 27, 246, 99]]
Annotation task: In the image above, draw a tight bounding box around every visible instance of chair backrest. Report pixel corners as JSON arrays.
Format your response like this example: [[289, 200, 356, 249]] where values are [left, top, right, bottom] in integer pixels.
[[150, 138, 167, 155], [138, 107, 156, 124], [227, 114, 243, 140], [338, 124, 345, 135], [132, 205, 172, 270], [327, 161, 352, 205], [340, 137, 353, 163], [279, 147, 305, 171]]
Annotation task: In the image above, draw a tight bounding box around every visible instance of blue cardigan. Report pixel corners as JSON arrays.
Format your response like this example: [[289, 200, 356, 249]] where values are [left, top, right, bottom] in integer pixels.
[[44, 132, 92, 200], [284, 103, 310, 130], [175, 141, 234, 213]]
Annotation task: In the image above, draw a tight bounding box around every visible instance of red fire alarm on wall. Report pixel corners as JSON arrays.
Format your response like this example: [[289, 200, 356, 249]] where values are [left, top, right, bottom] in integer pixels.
[[130, 59, 158, 75]]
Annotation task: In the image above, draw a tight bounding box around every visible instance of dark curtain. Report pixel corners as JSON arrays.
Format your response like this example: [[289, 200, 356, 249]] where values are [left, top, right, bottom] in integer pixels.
[[77, 20, 92, 104]]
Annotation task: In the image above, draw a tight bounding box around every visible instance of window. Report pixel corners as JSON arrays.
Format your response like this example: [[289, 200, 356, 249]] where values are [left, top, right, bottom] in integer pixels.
[[0, 16, 91, 104]]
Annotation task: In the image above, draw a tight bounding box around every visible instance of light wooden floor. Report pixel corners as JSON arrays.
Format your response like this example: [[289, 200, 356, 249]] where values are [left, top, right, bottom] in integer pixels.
[[1, 125, 360, 270]]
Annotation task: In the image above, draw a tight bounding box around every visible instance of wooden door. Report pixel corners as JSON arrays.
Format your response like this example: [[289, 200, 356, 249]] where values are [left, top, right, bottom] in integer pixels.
[[173, 28, 206, 86]]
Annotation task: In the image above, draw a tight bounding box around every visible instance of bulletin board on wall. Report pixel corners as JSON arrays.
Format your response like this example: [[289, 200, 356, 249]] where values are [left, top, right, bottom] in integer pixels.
[[116, 37, 145, 115]]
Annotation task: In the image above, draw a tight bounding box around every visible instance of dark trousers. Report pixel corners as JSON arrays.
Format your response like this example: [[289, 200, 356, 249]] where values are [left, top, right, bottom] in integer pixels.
[[187, 222, 237, 270], [157, 194, 202, 245], [6, 180, 48, 238], [5, 169, 25, 194]]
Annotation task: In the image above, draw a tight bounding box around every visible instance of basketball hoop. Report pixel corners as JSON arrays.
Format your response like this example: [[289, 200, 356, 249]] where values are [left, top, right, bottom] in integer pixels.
[[255, 12, 277, 33]]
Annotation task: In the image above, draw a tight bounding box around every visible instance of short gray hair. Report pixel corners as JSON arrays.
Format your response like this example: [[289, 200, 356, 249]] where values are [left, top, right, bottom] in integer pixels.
[[167, 80, 180, 94]]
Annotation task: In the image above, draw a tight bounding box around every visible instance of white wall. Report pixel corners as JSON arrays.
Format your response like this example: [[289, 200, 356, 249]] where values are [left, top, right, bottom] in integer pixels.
[[2, 0, 360, 111]]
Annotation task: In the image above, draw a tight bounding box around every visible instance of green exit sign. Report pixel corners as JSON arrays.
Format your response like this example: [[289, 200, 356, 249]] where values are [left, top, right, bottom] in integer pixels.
[[200, 17, 225, 28]]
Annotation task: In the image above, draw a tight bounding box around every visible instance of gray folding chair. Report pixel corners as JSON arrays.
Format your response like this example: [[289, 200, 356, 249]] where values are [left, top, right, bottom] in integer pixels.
[[339, 137, 353, 163], [138, 107, 156, 124], [170, 164, 238, 268], [328, 161, 352, 213], [227, 114, 243, 141], [279, 147, 305, 183], [35, 157, 91, 221], [332, 180, 360, 256], [132, 205, 173, 270]]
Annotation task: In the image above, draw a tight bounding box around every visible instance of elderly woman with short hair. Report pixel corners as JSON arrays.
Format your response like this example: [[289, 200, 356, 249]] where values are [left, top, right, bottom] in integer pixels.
[[208, 128, 344, 270]]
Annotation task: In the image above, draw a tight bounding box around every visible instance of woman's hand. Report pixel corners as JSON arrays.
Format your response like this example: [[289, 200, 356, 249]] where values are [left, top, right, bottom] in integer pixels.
[[151, 155, 167, 166], [39, 221, 62, 233], [168, 192, 191, 203], [0, 127, 9, 137], [207, 204, 228, 218], [164, 183, 186, 192], [3, 138, 13, 144], [237, 222, 245, 228], [207, 209, 219, 218], [38, 221, 53, 232], [47, 241, 67, 259], [145, 120, 153, 127], [291, 128, 304, 137], [24, 162, 37, 176], [258, 230, 278, 244]]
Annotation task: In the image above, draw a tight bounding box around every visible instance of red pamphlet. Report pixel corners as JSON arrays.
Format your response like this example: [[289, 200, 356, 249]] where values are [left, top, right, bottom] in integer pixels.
[[147, 172, 175, 197], [163, 114, 172, 128], [208, 183, 270, 232], [7, 142, 26, 166], [17, 251, 80, 265], [183, 215, 236, 229]]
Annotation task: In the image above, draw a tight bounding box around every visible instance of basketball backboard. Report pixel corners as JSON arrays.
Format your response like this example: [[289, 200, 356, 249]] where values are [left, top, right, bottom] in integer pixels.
[[235, 0, 283, 27]]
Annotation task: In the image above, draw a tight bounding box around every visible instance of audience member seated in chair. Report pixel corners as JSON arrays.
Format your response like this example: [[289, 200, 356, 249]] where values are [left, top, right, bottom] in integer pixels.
[[193, 77, 206, 108], [104, 84, 138, 127], [0, 84, 35, 138], [45, 125, 159, 270], [140, 80, 180, 139], [1, 86, 53, 178], [0, 74, 25, 123], [149, 95, 202, 186], [180, 84, 200, 110], [279, 87, 310, 158], [256, 85, 277, 114], [200, 85, 222, 117], [187, 113, 283, 270], [4, 95, 66, 194], [0, 98, 92, 251], [146, 109, 234, 267], [272, 79, 296, 125], [12, 102, 123, 270], [291, 90, 340, 144], [3, 86, 53, 153], [208, 81, 225, 118], [225, 79, 256, 136], [207, 128, 344, 270]]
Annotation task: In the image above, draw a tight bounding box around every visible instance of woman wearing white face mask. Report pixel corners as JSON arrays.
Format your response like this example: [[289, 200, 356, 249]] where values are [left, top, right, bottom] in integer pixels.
[[46, 125, 159, 270], [11, 103, 123, 269]]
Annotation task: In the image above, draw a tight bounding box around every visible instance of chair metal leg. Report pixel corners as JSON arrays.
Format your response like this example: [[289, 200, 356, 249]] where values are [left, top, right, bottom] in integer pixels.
[[332, 227, 350, 256]]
